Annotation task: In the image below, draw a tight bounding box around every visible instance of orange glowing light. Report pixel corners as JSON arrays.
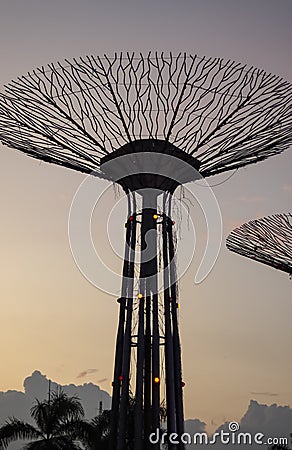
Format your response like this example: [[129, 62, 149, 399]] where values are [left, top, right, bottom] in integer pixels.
[[154, 377, 160, 384], [153, 214, 158, 220], [137, 293, 143, 299]]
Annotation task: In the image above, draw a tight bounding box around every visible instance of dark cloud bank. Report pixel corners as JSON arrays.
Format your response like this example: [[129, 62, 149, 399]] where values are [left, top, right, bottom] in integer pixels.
[[185, 401, 292, 449], [1, 371, 291, 449], [0, 370, 111, 424]]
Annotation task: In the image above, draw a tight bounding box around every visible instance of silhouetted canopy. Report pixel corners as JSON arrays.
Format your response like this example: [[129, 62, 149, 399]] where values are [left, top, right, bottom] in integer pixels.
[[226, 213, 292, 276], [0, 52, 291, 182]]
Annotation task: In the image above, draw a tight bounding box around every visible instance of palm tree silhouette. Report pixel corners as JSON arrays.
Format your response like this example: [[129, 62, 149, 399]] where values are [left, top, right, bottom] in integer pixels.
[[78, 410, 111, 450], [0, 390, 167, 449], [0, 390, 86, 449], [77, 395, 167, 449]]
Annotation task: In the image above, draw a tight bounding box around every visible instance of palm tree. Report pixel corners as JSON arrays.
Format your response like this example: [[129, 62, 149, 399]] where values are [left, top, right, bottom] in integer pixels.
[[0, 390, 86, 449], [78, 396, 167, 450], [79, 396, 167, 450], [0, 388, 169, 450], [78, 410, 111, 450]]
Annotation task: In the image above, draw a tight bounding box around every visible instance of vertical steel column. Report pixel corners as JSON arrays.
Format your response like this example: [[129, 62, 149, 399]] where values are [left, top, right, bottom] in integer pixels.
[[134, 191, 159, 450], [144, 289, 152, 446], [168, 199, 185, 450], [142, 201, 156, 447], [110, 192, 134, 450], [109, 298, 126, 450], [114, 189, 184, 450], [151, 238, 160, 450], [151, 288, 160, 448], [134, 291, 145, 450], [162, 194, 177, 449], [134, 195, 149, 450], [117, 193, 137, 450]]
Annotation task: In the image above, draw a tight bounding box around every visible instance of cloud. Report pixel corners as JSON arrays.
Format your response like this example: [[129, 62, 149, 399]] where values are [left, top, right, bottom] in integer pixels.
[[97, 378, 108, 384], [211, 400, 292, 449], [240, 400, 292, 436], [0, 370, 111, 427], [184, 401, 292, 449], [250, 392, 278, 397], [185, 418, 207, 434], [1, 376, 292, 450], [77, 368, 99, 378]]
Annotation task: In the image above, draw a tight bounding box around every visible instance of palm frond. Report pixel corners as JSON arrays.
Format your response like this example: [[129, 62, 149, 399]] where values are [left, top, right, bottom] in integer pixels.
[[0, 418, 42, 449], [30, 390, 84, 433], [53, 418, 90, 440], [76, 412, 111, 450], [49, 390, 84, 422], [23, 436, 83, 449], [30, 400, 53, 436]]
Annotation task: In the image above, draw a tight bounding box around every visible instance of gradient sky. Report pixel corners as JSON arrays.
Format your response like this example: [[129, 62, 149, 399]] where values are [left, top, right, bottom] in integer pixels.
[[0, 0, 291, 431]]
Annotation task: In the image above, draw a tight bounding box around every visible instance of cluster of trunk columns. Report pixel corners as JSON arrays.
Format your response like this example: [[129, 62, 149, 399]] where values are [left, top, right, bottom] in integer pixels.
[[109, 190, 185, 450]]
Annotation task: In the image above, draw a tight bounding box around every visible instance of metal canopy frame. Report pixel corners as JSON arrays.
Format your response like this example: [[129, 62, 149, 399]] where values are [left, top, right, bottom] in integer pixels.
[[0, 53, 291, 180], [226, 213, 292, 276]]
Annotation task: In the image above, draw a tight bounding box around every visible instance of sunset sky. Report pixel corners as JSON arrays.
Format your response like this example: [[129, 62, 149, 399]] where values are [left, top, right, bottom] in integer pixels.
[[0, 0, 291, 432]]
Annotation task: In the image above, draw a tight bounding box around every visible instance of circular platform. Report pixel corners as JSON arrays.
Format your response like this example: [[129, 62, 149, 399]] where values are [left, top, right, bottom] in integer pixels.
[[100, 139, 201, 192]]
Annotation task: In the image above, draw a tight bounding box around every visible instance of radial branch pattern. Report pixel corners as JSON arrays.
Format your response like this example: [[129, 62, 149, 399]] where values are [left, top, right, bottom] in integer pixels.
[[226, 213, 292, 275], [0, 52, 291, 179]]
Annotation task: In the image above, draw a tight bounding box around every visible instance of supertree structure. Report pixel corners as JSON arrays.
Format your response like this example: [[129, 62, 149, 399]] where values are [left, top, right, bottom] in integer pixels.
[[0, 53, 291, 450], [226, 213, 292, 277]]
